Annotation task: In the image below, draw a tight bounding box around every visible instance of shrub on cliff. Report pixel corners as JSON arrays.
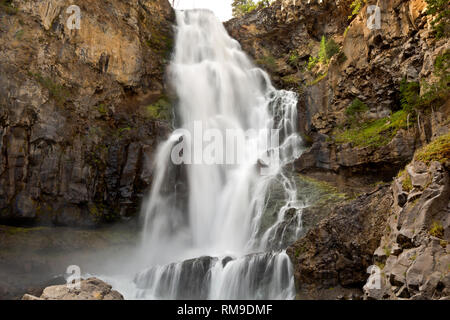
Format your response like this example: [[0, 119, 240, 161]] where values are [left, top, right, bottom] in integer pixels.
[[318, 36, 340, 64], [414, 133, 450, 165], [348, 0, 366, 20], [232, 0, 272, 18], [426, 0, 450, 39], [345, 98, 368, 117], [399, 51, 449, 112], [399, 80, 420, 112]]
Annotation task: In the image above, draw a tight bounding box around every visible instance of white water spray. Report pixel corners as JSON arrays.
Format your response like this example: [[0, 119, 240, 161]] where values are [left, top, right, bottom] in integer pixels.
[[133, 9, 304, 300]]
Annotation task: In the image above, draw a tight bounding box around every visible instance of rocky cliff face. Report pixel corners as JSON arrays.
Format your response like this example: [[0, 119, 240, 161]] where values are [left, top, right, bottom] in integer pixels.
[[226, 0, 449, 189], [227, 0, 449, 299], [0, 0, 175, 226], [366, 146, 449, 300], [287, 141, 449, 300]]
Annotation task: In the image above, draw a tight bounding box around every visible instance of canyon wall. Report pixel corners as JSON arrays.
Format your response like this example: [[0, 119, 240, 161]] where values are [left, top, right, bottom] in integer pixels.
[[226, 0, 449, 189], [227, 0, 449, 299], [0, 0, 175, 226]]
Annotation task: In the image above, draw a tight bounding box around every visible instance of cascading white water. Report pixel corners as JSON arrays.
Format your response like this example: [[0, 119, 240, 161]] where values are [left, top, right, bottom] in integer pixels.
[[133, 9, 305, 300]]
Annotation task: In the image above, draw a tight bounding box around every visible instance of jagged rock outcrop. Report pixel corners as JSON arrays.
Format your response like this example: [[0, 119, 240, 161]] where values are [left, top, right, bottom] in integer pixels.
[[365, 157, 449, 300], [22, 277, 124, 300], [0, 0, 175, 226], [226, 0, 449, 185], [287, 133, 449, 300]]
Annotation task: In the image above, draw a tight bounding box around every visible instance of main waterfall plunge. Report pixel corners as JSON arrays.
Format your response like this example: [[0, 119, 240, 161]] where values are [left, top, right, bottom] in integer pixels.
[[105, 9, 305, 300]]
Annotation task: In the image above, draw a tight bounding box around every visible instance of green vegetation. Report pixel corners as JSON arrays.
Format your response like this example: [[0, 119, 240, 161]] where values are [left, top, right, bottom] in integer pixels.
[[336, 51, 347, 64], [89, 203, 119, 223], [281, 74, 303, 92], [256, 54, 277, 72], [232, 0, 272, 18], [294, 243, 307, 258], [400, 51, 449, 112], [402, 172, 412, 192], [318, 36, 340, 64], [399, 80, 420, 112], [420, 51, 450, 107], [288, 51, 300, 67], [345, 98, 368, 117], [145, 97, 172, 121], [348, 0, 366, 20], [414, 132, 450, 165], [425, 0, 450, 39], [307, 36, 341, 71], [383, 245, 391, 257], [334, 50, 448, 149], [97, 103, 108, 116], [147, 28, 174, 57], [307, 56, 319, 70], [29, 72, 71, 107], [296, 174, 348, 207], [0, 0, 18, 15], [2, 226, 46, 236], [308, 71, 328, 86], [343, 26, 350, 38], [430, 221, 444, 238], [334, 110, 409, 148], [14, 29, 24, 40], [376, 262, 385, 270]]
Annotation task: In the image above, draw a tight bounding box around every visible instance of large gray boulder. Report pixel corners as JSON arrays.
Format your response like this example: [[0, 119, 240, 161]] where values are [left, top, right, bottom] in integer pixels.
[[22, 277, 124, 300]]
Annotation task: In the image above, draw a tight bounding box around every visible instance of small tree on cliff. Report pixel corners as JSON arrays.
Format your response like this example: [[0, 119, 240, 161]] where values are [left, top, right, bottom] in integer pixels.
[[232, 0, 272, 18], [425, 0, 450, 38]]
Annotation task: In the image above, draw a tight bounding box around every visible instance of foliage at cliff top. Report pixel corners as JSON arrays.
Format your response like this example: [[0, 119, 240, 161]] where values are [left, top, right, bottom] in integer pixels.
[[426, 0, 450, 39], [414, 133, 450, 165], [232, 0, 273, 18]]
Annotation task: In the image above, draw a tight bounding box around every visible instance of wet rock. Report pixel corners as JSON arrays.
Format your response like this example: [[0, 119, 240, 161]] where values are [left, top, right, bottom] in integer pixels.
[[287, 185, 392, 296]]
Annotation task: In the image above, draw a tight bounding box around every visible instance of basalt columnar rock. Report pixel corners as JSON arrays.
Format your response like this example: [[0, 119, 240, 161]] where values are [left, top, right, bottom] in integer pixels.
[[287, 134, 449, 300], [365, 154, 449, 299], [226, 0, 449, 186], [0, 0, 175, 226]]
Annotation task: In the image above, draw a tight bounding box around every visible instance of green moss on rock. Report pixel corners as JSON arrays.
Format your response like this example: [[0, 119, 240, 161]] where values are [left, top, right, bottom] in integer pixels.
[[414, 132, 450, 165]]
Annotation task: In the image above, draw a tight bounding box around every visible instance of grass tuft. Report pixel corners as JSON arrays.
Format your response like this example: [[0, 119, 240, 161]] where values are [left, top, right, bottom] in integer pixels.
[[414, 133, 450, 165]]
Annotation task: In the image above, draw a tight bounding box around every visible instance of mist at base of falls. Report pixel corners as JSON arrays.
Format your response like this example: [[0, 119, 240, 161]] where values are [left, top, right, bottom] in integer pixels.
[[93, 9, 306, 300]]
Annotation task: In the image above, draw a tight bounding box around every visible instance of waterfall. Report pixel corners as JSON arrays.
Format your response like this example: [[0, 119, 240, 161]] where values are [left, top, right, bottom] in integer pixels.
[[133, 9, 304, 300]]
